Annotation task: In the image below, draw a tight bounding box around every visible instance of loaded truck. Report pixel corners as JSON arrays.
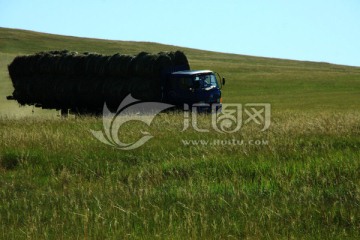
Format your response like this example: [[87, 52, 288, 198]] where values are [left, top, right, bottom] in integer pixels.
[[7, 50, 225, 114]]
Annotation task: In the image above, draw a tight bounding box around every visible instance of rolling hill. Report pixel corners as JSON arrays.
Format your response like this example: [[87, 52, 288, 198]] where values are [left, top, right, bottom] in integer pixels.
[[1, 27, 360, 117]]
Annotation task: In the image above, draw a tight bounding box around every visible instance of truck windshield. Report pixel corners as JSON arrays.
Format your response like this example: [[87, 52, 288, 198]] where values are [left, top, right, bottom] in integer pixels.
[[194, 73, 219, 89]]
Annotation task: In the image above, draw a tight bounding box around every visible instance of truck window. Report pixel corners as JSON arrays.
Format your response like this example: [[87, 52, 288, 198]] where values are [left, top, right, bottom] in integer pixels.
[[210, 74, 218, 86], [195, 74, 219, 89]]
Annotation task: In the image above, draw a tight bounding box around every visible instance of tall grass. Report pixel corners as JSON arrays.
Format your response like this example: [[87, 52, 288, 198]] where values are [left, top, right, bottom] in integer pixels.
[[1, 111, 359, 239], [1, 27, 360, 238]]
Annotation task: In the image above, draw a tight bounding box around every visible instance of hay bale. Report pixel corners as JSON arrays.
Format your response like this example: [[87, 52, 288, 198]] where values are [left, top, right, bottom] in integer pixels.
[[169, 50, 190, 71], [7, 50, 190, 113], [107, 54, 133, 77], [154, 53, 173, 76], [129, 77, 162, 101], [102, 76, 128, 110]]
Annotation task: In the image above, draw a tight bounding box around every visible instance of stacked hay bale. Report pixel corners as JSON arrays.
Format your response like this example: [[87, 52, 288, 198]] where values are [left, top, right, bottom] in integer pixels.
[[8, 50, 190, 113]]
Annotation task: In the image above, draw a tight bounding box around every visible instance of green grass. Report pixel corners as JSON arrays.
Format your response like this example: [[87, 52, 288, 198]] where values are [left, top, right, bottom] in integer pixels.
[[1, 112, 360, 239], [0, 27, 360, 239]]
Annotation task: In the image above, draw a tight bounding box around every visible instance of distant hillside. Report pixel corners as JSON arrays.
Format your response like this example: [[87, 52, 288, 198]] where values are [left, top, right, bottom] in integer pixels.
[[0, 27, 359, 116], [1, 27, 356, 69]]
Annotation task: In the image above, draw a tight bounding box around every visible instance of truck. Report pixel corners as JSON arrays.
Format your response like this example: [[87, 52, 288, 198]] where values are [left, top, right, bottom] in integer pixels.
[[7, 50, 225, 114], [163, 70, 224, 107]]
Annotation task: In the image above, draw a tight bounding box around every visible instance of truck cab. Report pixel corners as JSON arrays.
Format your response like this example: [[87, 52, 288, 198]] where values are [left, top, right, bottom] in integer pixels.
[[164, 70, 224, 107]]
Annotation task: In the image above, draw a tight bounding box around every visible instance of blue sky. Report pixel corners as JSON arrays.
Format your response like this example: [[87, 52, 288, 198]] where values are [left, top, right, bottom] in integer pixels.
[[1, 0, 359, 66]]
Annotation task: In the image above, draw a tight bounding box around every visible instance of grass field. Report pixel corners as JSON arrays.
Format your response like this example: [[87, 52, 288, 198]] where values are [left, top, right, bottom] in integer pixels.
[[1, 27, 360, 239]]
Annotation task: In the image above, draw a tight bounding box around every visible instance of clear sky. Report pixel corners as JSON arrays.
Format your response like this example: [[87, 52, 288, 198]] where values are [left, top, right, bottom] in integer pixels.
[[1, 0, 359, 66]]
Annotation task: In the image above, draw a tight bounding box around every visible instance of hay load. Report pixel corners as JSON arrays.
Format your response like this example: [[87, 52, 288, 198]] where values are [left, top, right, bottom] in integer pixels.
[[8, 50, 190, 113]]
